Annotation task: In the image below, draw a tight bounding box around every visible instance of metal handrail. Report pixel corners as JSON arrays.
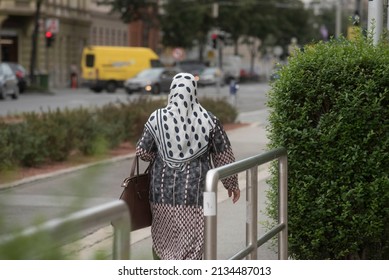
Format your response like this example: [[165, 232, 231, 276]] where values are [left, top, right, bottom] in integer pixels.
[[204, 147, 288, 260], [0, 200, 131, 260]]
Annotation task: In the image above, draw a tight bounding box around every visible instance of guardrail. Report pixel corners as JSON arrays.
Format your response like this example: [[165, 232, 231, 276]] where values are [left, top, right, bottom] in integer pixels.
[[204, 147, 288, 260], [0, 200, 130, 260]]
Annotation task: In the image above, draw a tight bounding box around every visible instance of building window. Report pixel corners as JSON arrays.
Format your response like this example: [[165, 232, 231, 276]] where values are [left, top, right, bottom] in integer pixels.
[[105, 28, 109, 45], [91, 27, 97, 45], [122, 31, 128, 46], [99, 27, 104, 45], [112, 29, 116, 46]]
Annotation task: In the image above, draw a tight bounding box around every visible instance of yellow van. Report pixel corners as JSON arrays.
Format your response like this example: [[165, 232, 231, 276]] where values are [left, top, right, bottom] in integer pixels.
[[81, 46, 161, 93]]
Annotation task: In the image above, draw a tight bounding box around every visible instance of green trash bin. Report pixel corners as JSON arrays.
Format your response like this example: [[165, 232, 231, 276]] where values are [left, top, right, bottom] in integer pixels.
[[38, 74, 49, 90]]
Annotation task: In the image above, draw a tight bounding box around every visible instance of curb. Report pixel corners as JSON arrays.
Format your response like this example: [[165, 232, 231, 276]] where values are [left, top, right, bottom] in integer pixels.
[[0, 121, 262, 191], [0, 153, 136, 191]]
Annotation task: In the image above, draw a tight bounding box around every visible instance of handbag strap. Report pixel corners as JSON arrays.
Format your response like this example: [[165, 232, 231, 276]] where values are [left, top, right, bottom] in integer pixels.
[[122, 156, 151, 188], [130, 156, 153, 174], [130, 156, 151, 176], [130, 156, 140, 177]]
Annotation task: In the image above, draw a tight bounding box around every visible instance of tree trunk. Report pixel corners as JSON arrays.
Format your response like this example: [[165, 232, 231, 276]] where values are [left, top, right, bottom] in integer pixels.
[[250, 50, 255, 75], [198, 43, 204, 62], [197, 34, 208, 63], [234, 39, 239, 56]]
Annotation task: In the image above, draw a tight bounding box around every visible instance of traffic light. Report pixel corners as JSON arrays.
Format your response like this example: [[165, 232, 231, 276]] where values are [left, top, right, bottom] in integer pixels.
[[211, 33, 218, 49], [45, 31, 55, 48]]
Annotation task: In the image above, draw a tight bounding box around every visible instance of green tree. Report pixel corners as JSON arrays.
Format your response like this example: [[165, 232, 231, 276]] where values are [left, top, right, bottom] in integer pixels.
[[217, 0, 249, 55], [217, 0, 312, 70], [246, 0, 312, 56], [99, 0, 156, 22], [159, 0, 214, 61], [101, 0, 317, 62], [272, 0, 311, 48], [98, 0, 158, 47]]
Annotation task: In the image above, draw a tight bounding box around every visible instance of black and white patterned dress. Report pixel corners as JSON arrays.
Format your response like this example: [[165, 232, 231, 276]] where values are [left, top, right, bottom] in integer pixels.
[[136, 73, 238, 260]]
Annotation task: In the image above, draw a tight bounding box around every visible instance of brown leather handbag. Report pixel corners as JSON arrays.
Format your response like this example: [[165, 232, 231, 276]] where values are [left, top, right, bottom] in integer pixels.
[[119, 156, 152, 231]]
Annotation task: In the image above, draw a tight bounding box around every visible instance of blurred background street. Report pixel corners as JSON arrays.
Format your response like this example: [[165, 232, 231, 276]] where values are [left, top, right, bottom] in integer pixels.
[[0, 0, 382, 260], [0, 82, 270, 231], [0, 0, 368, 92]]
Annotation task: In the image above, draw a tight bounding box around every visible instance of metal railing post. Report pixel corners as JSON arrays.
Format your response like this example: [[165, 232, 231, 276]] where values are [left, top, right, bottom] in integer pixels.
[[204, 147, 287, 260], [278, 155, 288, 260], [246, 167, 258, 259], [204, 169, 219, 260], [112, 211, 131, 260]]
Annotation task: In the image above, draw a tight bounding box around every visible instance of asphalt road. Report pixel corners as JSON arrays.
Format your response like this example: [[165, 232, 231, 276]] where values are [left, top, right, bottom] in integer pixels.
[[0, 83, 270, 116]]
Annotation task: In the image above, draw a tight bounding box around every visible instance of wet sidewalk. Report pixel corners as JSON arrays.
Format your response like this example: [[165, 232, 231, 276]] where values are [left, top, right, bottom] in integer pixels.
[[64, 112, 278, 260]]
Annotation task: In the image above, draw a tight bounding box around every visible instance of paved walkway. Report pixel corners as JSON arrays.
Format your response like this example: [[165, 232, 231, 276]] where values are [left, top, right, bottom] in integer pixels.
[[1, 108, 278, 259], [63, 110, 279, 260]]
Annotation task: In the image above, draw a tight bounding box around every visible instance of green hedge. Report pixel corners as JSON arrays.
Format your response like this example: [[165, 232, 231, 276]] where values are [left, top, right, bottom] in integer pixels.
[[267, 35, 389, 259], [0, 97, 237, 172]]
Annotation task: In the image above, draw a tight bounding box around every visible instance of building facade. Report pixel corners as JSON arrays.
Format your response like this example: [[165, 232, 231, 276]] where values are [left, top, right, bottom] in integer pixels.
[[0, 0, 131, 88]]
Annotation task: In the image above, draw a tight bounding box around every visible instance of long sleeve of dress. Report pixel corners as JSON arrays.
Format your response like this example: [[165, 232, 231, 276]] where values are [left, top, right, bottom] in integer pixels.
[[136, 127, 157, 162], [209, 115, 239, 191]]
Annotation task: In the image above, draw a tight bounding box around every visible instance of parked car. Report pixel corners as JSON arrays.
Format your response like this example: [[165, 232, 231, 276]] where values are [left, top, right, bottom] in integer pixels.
[[198, 67, 225, 87], [0, 62, 19, 100], [174, 60, 207, 81], [124, 67, 181, 95], [5, 62, 29, 93]]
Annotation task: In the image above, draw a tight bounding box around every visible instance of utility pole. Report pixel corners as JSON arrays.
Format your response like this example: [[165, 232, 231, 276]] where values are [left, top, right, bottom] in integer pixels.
[[368, 0, 383, 45], [30, 0, 43, 86], [212, 3, 221, 94]]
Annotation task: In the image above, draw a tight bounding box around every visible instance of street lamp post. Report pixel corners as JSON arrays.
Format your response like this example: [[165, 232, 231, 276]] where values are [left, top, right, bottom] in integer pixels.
[[368, 0, 384, 45]]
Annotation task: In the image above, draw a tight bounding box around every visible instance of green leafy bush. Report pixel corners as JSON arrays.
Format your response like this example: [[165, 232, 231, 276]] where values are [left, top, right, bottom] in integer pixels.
[[38, 109, 76, 161], [72, 108, 107, 156], [200, 97, 238, 124], [96, 103, 126, 149], [0, 232, 68, 260], [0, 97, 237, 173], [267, 35, 389, 259], [121, 97, 166, 141], [0, 123, 14, 170], [13, 114, 49, 167]]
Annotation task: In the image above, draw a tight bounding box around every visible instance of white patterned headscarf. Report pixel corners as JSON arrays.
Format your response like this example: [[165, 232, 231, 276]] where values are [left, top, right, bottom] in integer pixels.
[[145, 73, 214, 169]]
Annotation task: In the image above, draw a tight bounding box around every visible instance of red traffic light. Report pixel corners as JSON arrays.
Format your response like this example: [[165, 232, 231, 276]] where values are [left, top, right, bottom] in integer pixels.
[[211, 33, 218, 49], [45, 31, 55, 48]]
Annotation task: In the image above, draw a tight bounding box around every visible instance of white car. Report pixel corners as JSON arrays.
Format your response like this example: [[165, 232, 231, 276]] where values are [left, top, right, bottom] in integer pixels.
[[0, 63, 19, 100], [198, 67, 225, 87]]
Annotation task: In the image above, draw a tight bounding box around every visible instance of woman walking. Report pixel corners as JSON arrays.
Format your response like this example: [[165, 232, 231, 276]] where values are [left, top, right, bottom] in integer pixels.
[[136, 73, 240, 260]]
